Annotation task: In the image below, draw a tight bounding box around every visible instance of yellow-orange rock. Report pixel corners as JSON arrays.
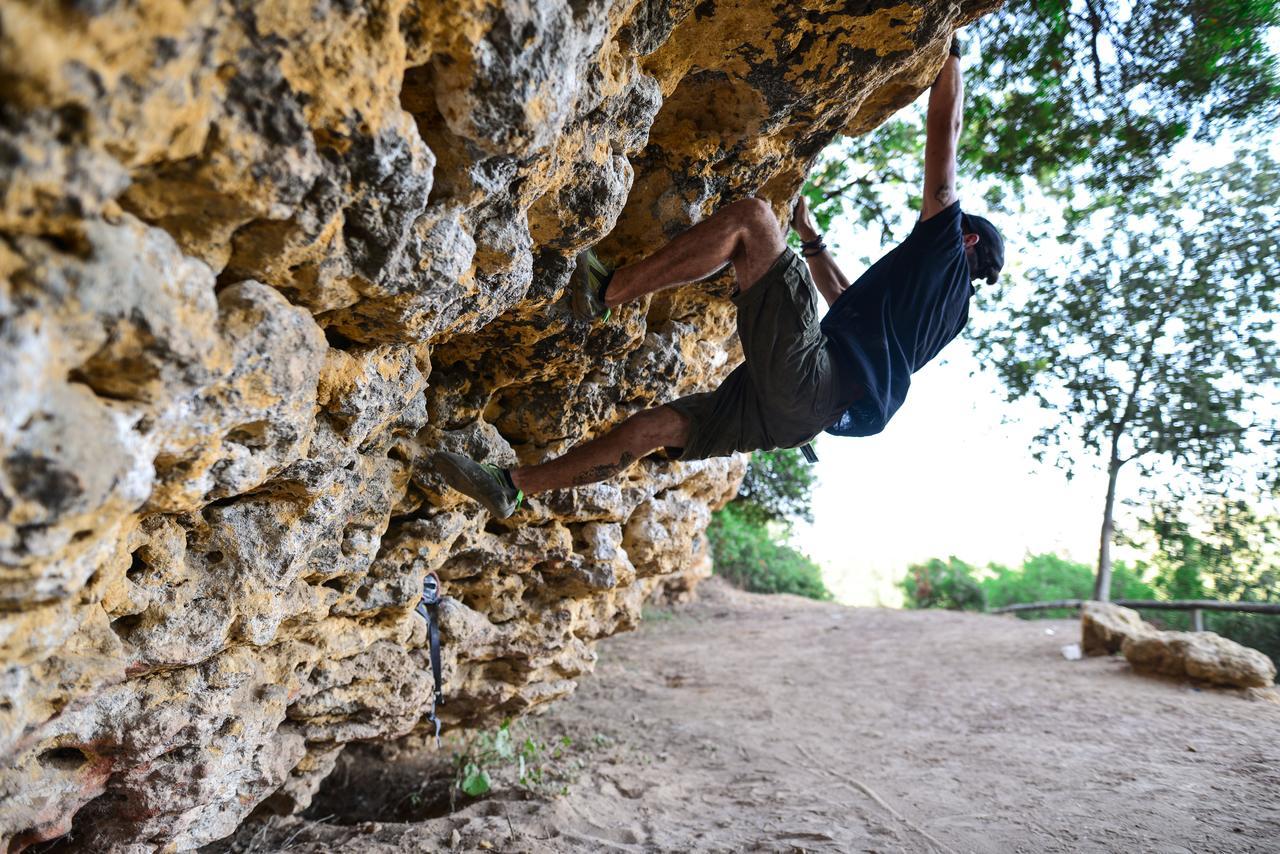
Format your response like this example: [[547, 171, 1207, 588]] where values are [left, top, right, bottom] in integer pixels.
[[1123, 631, 1277, 689], [1081, 601, 1152, 656], [0, 0, 997, 847]]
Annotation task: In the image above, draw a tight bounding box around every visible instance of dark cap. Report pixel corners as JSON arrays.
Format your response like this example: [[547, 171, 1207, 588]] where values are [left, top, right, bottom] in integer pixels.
[[960, 212, 1005, 284]]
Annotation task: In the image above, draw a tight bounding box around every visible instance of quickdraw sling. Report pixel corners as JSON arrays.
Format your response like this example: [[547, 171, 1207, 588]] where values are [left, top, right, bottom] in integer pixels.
[[415, 572, 445, 747]]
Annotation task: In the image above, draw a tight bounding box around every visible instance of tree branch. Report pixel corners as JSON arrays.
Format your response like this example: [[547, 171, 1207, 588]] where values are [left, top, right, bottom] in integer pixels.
[[1083, 0, 1106, 96], [821, 175, 874, 200]]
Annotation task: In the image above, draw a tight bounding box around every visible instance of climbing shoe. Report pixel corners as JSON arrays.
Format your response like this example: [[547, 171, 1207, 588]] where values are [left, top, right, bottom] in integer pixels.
[[433, 451, 524, 519], [572, 248, 614, 323]]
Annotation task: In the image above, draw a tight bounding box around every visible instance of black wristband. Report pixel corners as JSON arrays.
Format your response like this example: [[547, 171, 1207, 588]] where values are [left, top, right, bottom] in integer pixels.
[[948, 36, 962, 59], [800, 234, 825, 249]]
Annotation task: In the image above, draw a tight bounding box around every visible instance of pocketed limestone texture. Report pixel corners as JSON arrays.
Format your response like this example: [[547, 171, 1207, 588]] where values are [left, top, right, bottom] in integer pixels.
[[0, 0, 996, 848]]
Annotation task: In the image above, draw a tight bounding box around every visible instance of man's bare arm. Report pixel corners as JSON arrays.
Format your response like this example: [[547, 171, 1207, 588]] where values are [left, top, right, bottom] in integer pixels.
[[791, 196, 850, 308], [921, 41, 963, 221]]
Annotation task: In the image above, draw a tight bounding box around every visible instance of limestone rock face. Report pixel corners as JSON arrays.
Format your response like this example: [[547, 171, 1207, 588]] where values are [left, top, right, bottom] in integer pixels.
[[1081, 601, 1152, 656], [0, 0, 996, 848], [1122, 631, 1277, 689]]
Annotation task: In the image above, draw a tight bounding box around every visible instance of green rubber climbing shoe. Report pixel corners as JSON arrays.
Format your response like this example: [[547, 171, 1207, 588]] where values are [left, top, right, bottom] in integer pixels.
[[572, 248, 614, 323], [433, 451, 524, 519]]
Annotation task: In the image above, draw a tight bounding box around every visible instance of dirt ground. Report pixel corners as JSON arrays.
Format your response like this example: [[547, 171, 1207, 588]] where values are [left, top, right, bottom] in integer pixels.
[[210, 579, 1280, 853]]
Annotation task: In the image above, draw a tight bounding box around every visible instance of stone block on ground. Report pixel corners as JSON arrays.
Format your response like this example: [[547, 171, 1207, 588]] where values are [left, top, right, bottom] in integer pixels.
[[1122, 631, 1277, 689], [1081, 601, 1152, 656]]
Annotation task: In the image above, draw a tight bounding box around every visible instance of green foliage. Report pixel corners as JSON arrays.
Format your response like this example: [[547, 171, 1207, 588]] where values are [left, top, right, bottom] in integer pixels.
[[798, 119, 923, 252], [899, 557, 987, 611], [802, 2, 1280, 238], [1141, 496, 1280, 603], [732, 448, 817, 527], [900, 553, 1158, 616], [1106, 563, 1160, 601], [966, 0, 1280, 205], [980, 553, 1092, 610], [1135, 495, 1280, 665], [707, 504, 831, 600], [452, 720, 575, 800], [980, 553, 1157, 617], [709, 449, 829, 600]]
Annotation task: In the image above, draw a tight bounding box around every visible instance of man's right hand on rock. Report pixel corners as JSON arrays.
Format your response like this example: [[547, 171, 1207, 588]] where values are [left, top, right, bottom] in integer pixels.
[[791, 195, 819, 242]]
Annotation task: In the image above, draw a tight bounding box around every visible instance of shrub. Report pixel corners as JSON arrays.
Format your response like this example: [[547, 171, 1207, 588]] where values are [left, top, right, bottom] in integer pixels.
[[707, 504, 831, 600], [732, 448, 816, 526], [980, 553, 1158, 618], [900, 557, 986, 611], [980, 553, 1092, 613]]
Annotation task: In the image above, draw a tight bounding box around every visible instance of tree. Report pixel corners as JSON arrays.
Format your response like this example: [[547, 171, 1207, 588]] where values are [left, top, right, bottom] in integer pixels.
[[1140, 493, 1280, 604], [965, 0, 1280, 208], [973, 152, 1280, 599], [730, 447, 816, 527], [1136, 493, 1280, 664], [709, 448, 830, 600], [804, 1, 1280, 229], [798, 120, 923, 253]]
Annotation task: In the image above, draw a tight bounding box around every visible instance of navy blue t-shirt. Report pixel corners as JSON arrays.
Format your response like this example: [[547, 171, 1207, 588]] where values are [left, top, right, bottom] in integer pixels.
[[821, 201, 973, 437]]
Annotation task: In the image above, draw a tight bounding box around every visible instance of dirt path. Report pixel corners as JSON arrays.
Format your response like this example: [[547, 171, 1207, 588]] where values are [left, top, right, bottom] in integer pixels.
[[212, 580, 1280, 853]]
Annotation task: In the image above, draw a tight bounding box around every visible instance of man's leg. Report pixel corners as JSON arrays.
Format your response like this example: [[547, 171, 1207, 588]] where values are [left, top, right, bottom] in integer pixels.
[[602, 198, 787, 307], [511, 405, 690, 494], [437, 200, 783, 516]]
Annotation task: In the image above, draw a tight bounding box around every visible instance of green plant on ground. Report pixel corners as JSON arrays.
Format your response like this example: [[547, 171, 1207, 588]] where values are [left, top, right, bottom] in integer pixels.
[[452, 720, 574, 800], [641, 605, 677, 622], [981, 553, 1157, 618]]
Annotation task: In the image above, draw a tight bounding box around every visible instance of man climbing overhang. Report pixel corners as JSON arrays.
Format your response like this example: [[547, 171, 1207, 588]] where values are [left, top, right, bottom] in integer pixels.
[[434, 35, 1006, 519]]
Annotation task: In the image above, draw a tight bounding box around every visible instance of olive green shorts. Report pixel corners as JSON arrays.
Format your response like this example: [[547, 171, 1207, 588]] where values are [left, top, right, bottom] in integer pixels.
[[666, 249, 857, 461]]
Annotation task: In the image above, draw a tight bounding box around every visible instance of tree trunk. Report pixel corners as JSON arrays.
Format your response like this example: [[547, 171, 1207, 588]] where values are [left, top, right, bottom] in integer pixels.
[[1093, 441, 1122, 601]]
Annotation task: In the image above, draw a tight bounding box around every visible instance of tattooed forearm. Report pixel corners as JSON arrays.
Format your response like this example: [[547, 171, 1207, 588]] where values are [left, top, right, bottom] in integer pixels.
[[572, 452, 636, 486], [933, 184, 953, 206]]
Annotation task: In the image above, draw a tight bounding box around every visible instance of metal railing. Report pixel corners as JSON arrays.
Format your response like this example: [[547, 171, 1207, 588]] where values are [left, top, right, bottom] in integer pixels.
[[989, 598, 1280, 632]]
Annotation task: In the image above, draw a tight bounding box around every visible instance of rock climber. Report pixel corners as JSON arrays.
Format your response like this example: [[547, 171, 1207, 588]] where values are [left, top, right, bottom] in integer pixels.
[[433, 36, 1004, 519]]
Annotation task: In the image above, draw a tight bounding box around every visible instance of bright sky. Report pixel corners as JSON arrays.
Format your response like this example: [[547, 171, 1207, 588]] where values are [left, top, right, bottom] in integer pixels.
[[795, 313, 1123, 605], [797, 338, 1117, 607]]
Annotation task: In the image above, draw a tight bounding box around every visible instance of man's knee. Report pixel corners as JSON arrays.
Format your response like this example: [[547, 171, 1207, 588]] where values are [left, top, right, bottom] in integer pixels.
[[721, 197, 778, 241], [719, 198, 784, 290]]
